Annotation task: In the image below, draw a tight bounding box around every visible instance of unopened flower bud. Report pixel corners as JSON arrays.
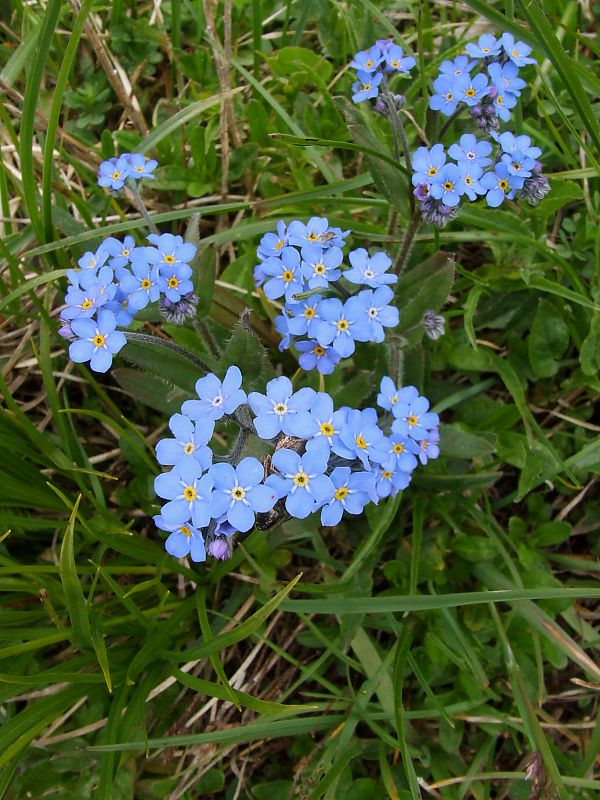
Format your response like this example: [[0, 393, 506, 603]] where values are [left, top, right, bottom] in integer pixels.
[[159, 292, 199, 324], [422, 310, 445, 340], [208, 538, 231, 560]]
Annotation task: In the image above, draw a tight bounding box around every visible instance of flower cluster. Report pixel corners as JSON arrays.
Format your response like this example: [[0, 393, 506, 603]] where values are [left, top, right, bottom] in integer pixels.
[[153, 368, 440, 562], [98, 152, 158, 191], [59, 155, 199, 372], [429, 33, 535, 130], [409, 33, 549, 226], [350, 39, 416, 104], [254, 218, 400, 373]]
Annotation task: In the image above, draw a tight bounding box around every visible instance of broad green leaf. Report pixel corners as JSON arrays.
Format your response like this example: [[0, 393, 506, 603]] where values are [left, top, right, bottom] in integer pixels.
[[580, 313, 600, 376], [528, 299, 570, 378], [396, 252, 455, 333]]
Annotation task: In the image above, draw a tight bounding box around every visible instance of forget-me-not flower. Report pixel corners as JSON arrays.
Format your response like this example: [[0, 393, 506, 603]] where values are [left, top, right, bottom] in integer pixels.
[[391, 388, 440, 441], [344, 249, 397, 287], [155, 413, 214, 467], [154, 514, 207, 562], [465, 34, 502, 59], [500, 32, 536, 67], [69, 309, 127, 373], [154, 460, 214, 528], [266, 439, 335, 519], [248, 376, 316, 439], [296, 341, 341, 374], [209, 458, 277, 532], [448, 134, 492, 168], [182, 366, 247, 421], [320, 467, 374, 527], [352, 70, 383, 103]]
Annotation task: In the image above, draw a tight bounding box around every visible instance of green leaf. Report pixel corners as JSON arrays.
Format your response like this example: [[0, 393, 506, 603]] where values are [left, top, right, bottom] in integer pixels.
[[334, 96, 408, 210], [396, 252, 455, 332], [580, 313, 600, 376], [528, 299, 570, 378], [220, 315, 269, 390], [112, 368, 188, 415], [59, 496, 91, 650]]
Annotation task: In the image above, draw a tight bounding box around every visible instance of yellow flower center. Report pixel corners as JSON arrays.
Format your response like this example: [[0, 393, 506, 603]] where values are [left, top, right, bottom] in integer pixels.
[[382, 471, 393, 479], [335, 487, 348, 501], [407, 415, 418, 427], [512, 49, 520, 57], [365, 59, 374, 68], [273, 403, 287, 415], [336, 319, 349, 332], [307, 233, 319, 242], [122, 249, 130, 256], [421, 440, 428, 450], [391, 60, 400, 67], [443, 181, 454, 191], [497, 96, 504, 105], [313, 345, 325, 356], [134, 165, 145, 173], [393, 443, 404, 454], [355, 435, 367, 449], [498, 179, 509, 190], [428, 167, 437, 177], [320, 422, 334, 436], [231, 486, 245, 501], [304, 307, 316, 318], [512, 162, 521, 171], [180, 525, 192, 537], [362, 83, 371, 91], [445, 92, 454, 101], [293, 472, 308, 487], [81, 299, 94, 310], [112, 171, 121, 180], [314, 263, 326, 274], [167, 277, 179, 288], [282, 270, 294, 283], [391, 395, 398, 404], [183, 486, 197, 501], [275, 239, 284, 250], [93, 334, 105, 347], [183, 442, 195, 455], [164, 254, 176, 264], [465, 176, 473, 185], [466, 88, 475, 97], [141, 278, 152, 289], [482, 47, 490, 53]]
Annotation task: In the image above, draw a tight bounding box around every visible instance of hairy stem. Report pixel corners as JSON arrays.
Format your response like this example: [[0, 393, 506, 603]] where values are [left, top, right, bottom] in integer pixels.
[[195, 318, 221, 360], [393, 212, 421, 276], [128, 183, 159, 235], [381, 77, 415, 214]]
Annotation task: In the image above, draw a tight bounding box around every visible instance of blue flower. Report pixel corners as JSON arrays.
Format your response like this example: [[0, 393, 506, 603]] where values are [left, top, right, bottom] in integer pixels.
[[448, 133, 492, 168], [411, 144, 446, 186], [296, 341, 341, 374], [147, 233, 196, 269], [102, 236, 136, 268], [63, 266, 116, 319], [345, 286, 399, 344], [288, 217, 329, 247], [248, 376, 317, 439], [158, 261, 194, 301], [439, 55, 476, 78], [118, 261, 160, 311], [384, 45, 416, 74], [287, 296, 323, 338], [492, 89, 517, 122], [465, 34, 502, 59], [500, 32, 536, 67], [300, 245, 343, 289], [344, 248, 397, 287], [125, 153, 158, 180], [156, 413, 214, 467], [154, 515, 206, 561], [67, 247, 110, 287], [494, 132, 541, 160], [266, 439, 334, 519], [334, 407, 384, 468], [320, 467, 374, 526], [258, 220, 288, 259], [487, 61, 526, 97], [274, 310, 293, 351], [371, 465, 412, 499], [377, 376, 401, 411], [352, 70, 383, 103], [480, 162, 523, 207], [313, 298, 361, 358], [455, 72, 489, 106], [209, 457, 277, 532], [305, 392, 347, 451], [98, 156, 131, 190], [372, 433, 419, 472], [104, 287, 135, 327], [455, 163, 485, 201], [429, 163, 464, 207], [429, 74, 464, 116], [500, 151, 536, 179], [154, 460, 214, 528], [262, 247, 304, 302], [417, 430, 440, 465], [391, 387, 439, 441], [182, 366, 247, 421], [69, 309, 126, 372], [350, 45, 383, 73]]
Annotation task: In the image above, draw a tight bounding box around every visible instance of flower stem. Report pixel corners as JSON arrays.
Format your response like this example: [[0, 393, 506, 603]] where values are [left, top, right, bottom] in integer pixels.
[[380, 78, 415, 214], [438, 104, 465, 140], [128, 182, 159, 235], [393, 212, 421, 276], [195, 318, 221, 360]]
